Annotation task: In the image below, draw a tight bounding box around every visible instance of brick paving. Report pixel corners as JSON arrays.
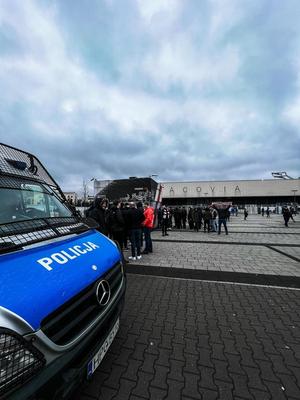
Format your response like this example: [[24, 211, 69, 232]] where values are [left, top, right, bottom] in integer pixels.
[[128, 241, 300, 276], [77, 275, 300, 400], [129, 215, 300, 277], [272, 247, 300, 262], [151, 215, 300, 245], [153, 232, 300, 245], [173, 214, 300, 235], [76, 214, 300, 399]]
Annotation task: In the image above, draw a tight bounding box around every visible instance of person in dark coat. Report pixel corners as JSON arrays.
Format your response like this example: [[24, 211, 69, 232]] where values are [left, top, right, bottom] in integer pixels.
[[192, 208, 198, 231], [203, 208, 211, 233], [157, 207, 162, 229], [283, 207, 291, 227], [136, 201, 144, 247], [121, 202, 130, 250], [181, 207, 187, 229], [211, 208, 218, 232], [174, 207, 180, 229], [213, 202, 231, 235], [127, 202, 145, 260], [289, 207, 295, 222], [193, 207, 202, 232], [168, 208, 173, 229], [226, 208, 230, 221], [161, 206, 169, 236], [88, 197, 109, 235], [178, 207, 183, 229], [107, 200, 125, 249], [188, 207, 194, 230], [244, 209, 248, 220]]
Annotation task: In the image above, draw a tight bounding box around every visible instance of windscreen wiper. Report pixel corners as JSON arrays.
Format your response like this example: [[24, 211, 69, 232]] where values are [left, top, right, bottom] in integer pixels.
[[0, 242, 23, 255], [68, 225, 90, 234]]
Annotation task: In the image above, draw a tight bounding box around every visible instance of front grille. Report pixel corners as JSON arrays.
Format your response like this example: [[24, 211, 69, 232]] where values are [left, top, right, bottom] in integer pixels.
[[0, 328, 45, 397], [41, 263, 123, 346]]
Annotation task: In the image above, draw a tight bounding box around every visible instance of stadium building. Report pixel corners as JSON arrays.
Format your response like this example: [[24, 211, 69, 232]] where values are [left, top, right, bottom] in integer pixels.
[[93, 177, 299, 212]]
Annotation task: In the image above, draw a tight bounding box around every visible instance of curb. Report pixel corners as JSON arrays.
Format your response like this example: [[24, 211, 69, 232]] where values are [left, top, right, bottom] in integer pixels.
[[125, 264, 300, 288]]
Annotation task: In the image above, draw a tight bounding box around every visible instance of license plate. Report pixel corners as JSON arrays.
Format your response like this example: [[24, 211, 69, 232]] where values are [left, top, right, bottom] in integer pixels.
[[87, 318, 119, 377]]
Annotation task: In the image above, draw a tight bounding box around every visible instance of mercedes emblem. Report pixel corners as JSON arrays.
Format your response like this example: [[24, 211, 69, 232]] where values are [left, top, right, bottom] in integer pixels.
[[96, 280, 111, 306]]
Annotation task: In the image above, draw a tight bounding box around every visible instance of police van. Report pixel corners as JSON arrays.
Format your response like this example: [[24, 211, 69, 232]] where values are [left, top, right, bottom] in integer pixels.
[[0, 143, 126, 399]]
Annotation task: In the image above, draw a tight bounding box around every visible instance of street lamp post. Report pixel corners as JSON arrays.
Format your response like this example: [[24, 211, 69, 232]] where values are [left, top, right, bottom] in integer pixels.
[[90, 178, 97, 198]]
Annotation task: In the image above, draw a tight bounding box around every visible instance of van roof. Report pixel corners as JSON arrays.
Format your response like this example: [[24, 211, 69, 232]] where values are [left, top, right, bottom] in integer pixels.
[[0, 143, 59, 190]]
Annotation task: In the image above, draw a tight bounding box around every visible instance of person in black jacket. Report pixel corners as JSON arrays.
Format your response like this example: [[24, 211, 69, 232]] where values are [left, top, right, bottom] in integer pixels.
[[88, 197, 109, 236], [213, 203, 231, 235], [181, 207, 187, 229], [203, 208, 211, 233], [193, 207, 202, 232], [211, 208, 218, 232], [127, 202, 145, 260], [121, 202, 130, 250], [283, 207, 291, 227], [161, 206, 169, 236], [188, 207, 194, 230], [108, 200, 125, 249]]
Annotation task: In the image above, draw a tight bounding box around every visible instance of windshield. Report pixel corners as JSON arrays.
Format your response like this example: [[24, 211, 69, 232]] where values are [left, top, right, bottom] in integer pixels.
[[0, 182, 72, 225]]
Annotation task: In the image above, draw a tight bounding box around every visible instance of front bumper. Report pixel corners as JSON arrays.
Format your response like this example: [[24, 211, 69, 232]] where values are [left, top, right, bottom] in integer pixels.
[[6, 278, 126, 400]]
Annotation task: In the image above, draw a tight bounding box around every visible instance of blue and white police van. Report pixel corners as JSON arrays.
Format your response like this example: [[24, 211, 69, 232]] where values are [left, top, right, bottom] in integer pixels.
[[0, 143, 126, 399]]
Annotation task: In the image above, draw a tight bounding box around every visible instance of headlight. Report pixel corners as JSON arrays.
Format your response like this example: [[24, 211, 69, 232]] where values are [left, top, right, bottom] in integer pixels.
[[0, 328, 45, 397]]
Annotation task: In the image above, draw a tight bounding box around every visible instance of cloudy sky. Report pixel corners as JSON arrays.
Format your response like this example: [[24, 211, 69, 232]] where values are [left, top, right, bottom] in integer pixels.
[[0, 0, 300, 193]]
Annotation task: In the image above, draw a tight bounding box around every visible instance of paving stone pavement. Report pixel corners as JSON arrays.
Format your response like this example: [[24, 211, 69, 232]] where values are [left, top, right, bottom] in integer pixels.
[[76, 275, 300, 400], [127, 242, 300, 276], [150, 215, 300, 245], [75, 214, 300, 399], [272, 247, 300, 262], [128, 215, 300, 277], [153, 232, 300, 245]]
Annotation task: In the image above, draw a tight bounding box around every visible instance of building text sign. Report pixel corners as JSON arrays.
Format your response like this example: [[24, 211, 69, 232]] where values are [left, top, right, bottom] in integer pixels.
[[162, 179, 300, 198]]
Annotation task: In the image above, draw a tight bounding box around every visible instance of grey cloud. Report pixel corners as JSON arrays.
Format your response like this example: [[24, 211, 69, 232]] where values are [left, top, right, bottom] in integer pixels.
[[0, 0, 299, 192]]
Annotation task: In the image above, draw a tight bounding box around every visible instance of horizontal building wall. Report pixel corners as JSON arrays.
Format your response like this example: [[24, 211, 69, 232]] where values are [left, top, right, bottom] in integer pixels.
[[161, 179, 300, 199]]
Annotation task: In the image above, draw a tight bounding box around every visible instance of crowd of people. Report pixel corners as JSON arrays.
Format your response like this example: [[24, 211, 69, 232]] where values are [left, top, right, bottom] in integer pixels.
[[261, 207, 271, 217], [86, 198, 154, 262], [260, 206, 296, 227], [157, 203, 231, 235], [156, 204, 297, 232], [85, 199, 297, 262]]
